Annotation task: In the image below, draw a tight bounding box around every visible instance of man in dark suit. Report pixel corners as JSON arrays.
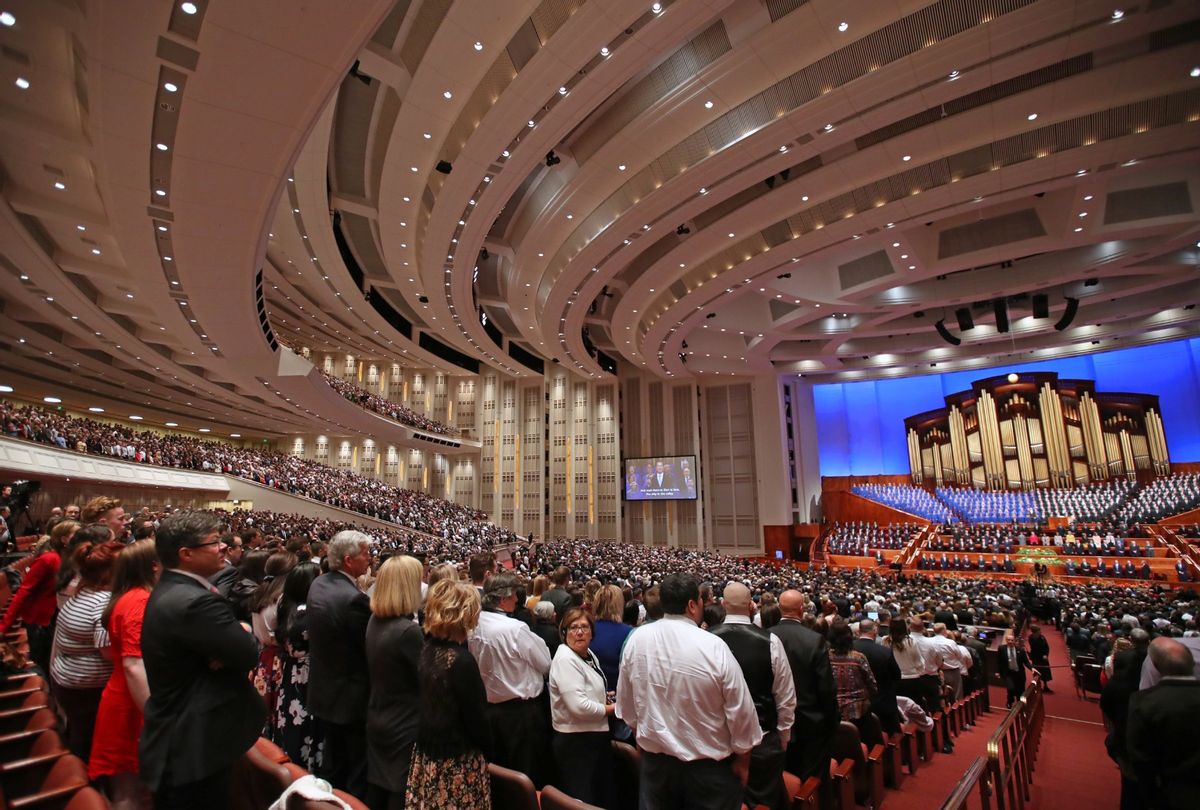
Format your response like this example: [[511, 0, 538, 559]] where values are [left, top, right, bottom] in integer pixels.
[[307, 530, 373, 799], [1126, 638, 1200, 810], [854, 618, 902, 733], [646, 460, 678, 493], [769, 590, 838, 795], [999, 633, 1031, 707], [140, 511, 264, 810]]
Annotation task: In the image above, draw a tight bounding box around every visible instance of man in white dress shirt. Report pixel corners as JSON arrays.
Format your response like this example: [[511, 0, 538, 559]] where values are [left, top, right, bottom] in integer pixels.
[[617, 573, 763, 810], [469, 570, 553, 786], [711, 582, 796, 810]]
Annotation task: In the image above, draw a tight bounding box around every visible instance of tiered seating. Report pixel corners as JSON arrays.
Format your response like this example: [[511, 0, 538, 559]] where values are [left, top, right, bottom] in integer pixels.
[[1033, 481, 1134, 521], [935, 488, 1041, 524], [318, 370, 459, 436], [1115, 472, 1200, 524], [826, 522, 921, 556], [851, 484, 957, 522]]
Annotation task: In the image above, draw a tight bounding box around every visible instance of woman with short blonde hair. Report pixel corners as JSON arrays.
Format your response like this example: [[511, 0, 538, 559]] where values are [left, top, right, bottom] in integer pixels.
[[366, 556, 425, 808], [406, 580, 492, 808]]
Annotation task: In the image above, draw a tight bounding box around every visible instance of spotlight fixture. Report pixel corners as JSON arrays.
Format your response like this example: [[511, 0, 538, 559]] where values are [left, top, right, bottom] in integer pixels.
[[993, 297, 1010, 333], [544, 151, 560, 167], [934, 319, 961, 346], [955, 307, 975, 331], [1054, 297, 1079, 331]]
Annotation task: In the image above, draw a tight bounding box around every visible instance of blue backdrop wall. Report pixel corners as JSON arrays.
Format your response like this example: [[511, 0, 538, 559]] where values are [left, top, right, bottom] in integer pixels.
[[812, 337, 1200, 476]]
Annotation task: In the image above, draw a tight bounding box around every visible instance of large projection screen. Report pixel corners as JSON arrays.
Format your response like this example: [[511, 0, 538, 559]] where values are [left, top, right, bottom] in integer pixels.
[[624, 455, 698, 501]]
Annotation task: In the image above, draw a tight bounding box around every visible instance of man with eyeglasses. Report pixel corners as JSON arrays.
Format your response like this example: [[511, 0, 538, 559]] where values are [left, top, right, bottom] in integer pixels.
[[140, 511, 263, 810]]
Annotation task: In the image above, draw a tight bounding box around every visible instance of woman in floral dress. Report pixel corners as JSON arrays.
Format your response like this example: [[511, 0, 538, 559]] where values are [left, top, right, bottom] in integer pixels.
[[273, 563, 324, 771]]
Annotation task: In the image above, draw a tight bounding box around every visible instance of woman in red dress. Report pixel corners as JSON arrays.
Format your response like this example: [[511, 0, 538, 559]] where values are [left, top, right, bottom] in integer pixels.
[[89, 539, 160, 809]]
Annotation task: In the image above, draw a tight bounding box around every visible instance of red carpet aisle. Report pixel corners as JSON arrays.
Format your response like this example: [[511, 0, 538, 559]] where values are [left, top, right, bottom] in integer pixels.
[[885, 687, 1009, 810], [1028, 624, 1120, 809]]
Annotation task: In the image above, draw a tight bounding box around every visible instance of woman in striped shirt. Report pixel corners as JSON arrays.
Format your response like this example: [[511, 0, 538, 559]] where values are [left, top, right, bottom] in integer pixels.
[[50, 531, 124, 762]]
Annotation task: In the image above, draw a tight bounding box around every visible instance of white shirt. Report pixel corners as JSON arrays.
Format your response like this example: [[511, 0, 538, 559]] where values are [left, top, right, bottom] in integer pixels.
[[722, 614, 797, 739], [468, 609, 551, 702], [616, 615, 763, 761], [913, 633, 946, 675], [549, 644, 609, 733], [886, 637, 928, 679], [927, 633, 965, 672]]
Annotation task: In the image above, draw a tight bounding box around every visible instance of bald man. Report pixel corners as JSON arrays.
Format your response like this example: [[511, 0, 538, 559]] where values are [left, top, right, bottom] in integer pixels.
[[711, 583, 797, 810], [769, 590, 838, 794], [1126, 638, 1199, 809]]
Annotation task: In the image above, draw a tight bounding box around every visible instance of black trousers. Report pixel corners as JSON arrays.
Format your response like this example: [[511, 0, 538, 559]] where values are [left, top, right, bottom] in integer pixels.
[[639, 750, 743, 810], [25, 623, 52, 677], [320, 719, 368, 799], [745, 729, 787, 810], [52, 681, 103, 763], [551, 730, 618, 810], [485, 695, 550, 788], [154, 767, 231, 810]]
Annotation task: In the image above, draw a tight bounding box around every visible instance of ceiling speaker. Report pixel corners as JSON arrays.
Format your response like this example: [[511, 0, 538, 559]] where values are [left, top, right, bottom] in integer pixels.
[[1055, 297, 1079, 331], [955, 307, 975, 331], [993, 298, 1009, 333], [935, 319, 961, 346], [1032, 293, 1049, 319]]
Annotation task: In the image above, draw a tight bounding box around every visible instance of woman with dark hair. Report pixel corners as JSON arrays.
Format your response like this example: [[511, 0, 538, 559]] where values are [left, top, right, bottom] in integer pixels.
[[247, 551, 297, 724], [50, 535, 123, 761], [883, 617, 929, 710], [273, 562, 324, 771], [759, 603, 782, 630], [548, 606, 618, 809], [827, 618, 878, 727], [89, 539, 159, 809], [0, 519, 78, 674], [56, 523, 111, 607]]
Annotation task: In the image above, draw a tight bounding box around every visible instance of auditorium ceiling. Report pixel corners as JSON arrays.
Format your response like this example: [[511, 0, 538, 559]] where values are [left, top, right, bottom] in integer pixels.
[[0, 0, 1198, 439]]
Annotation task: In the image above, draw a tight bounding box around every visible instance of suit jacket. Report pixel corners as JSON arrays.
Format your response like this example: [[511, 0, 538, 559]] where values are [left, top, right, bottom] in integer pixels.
[[854, 637, 901, 720], [1126, 679, 1200, 810], [365, 614, 423, 791], [307, 570, 372, 724], [999, 646, 1030, 689], [769, 619, 838, 729], [139, 570, 264, 790]]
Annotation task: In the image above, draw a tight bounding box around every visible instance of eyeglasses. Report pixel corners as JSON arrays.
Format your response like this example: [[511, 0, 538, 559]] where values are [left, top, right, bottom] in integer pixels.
[[566, 624, 591, 634], [187, 540, 223, 549]]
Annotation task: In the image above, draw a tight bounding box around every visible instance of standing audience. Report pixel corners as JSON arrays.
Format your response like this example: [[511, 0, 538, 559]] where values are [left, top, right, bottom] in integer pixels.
[[0, 519, 77, 673], [273, 563, 324, 772]]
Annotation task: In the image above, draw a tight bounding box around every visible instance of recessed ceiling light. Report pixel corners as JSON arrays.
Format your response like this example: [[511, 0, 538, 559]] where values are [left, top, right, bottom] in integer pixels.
[[1083, 194, 1094, 201], [422, 132, 431, 139], [155, 189, 167, 196], [129, 415, 143, 421], [43, 396, 61, 404], [838, 21, 848, 32], [900, 254, 908, 259], [823, 123, 833, 131], [473, 41, 483, 51], [801, 195, 809, 201], [1074, 227, 1083, 232], [14, 77, 29, 89], [1079, 212, 1087, 217], [1027, 113, 1038, 121], [410, 166, 418, 172], [164, 82, 178, 92], [180, 2, 198, 14], [948, 69, 960, 80], [651, 2, 662, 12], [566, 213, 573, 219], [699, 187, 707, 194], [88, 406, 103, 412], [618, 164, 626, 171], [156, 143, 169, 151], [704, 100, 713, 109], [0, 385, 12, 393], [600, 46, 609, 56], [442, 90, 452, 99], [54, 181, 66, 190], [902, 155, 911, 161], [230, 433, 241, 438], [91, 248, 101, 255], [1191, 67, 1200, 78], [908, 265, 915, 270], [0, 12, 15, 26], [1111, 9, 1124, 19], [892, 242, 900, 247], [165, 421, 178, 427], [198, 428, 211, 433]]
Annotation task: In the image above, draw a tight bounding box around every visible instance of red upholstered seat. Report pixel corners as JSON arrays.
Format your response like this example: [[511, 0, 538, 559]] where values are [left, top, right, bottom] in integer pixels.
[[487, 762, 539, 810]]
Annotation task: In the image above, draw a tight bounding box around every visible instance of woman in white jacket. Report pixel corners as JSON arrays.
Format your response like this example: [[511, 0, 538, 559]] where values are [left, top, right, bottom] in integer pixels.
[[548, 607, 618, 809]]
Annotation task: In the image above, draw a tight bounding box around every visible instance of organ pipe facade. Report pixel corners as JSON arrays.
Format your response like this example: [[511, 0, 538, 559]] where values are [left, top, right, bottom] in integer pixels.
[[905, 373, 1170, 490]]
